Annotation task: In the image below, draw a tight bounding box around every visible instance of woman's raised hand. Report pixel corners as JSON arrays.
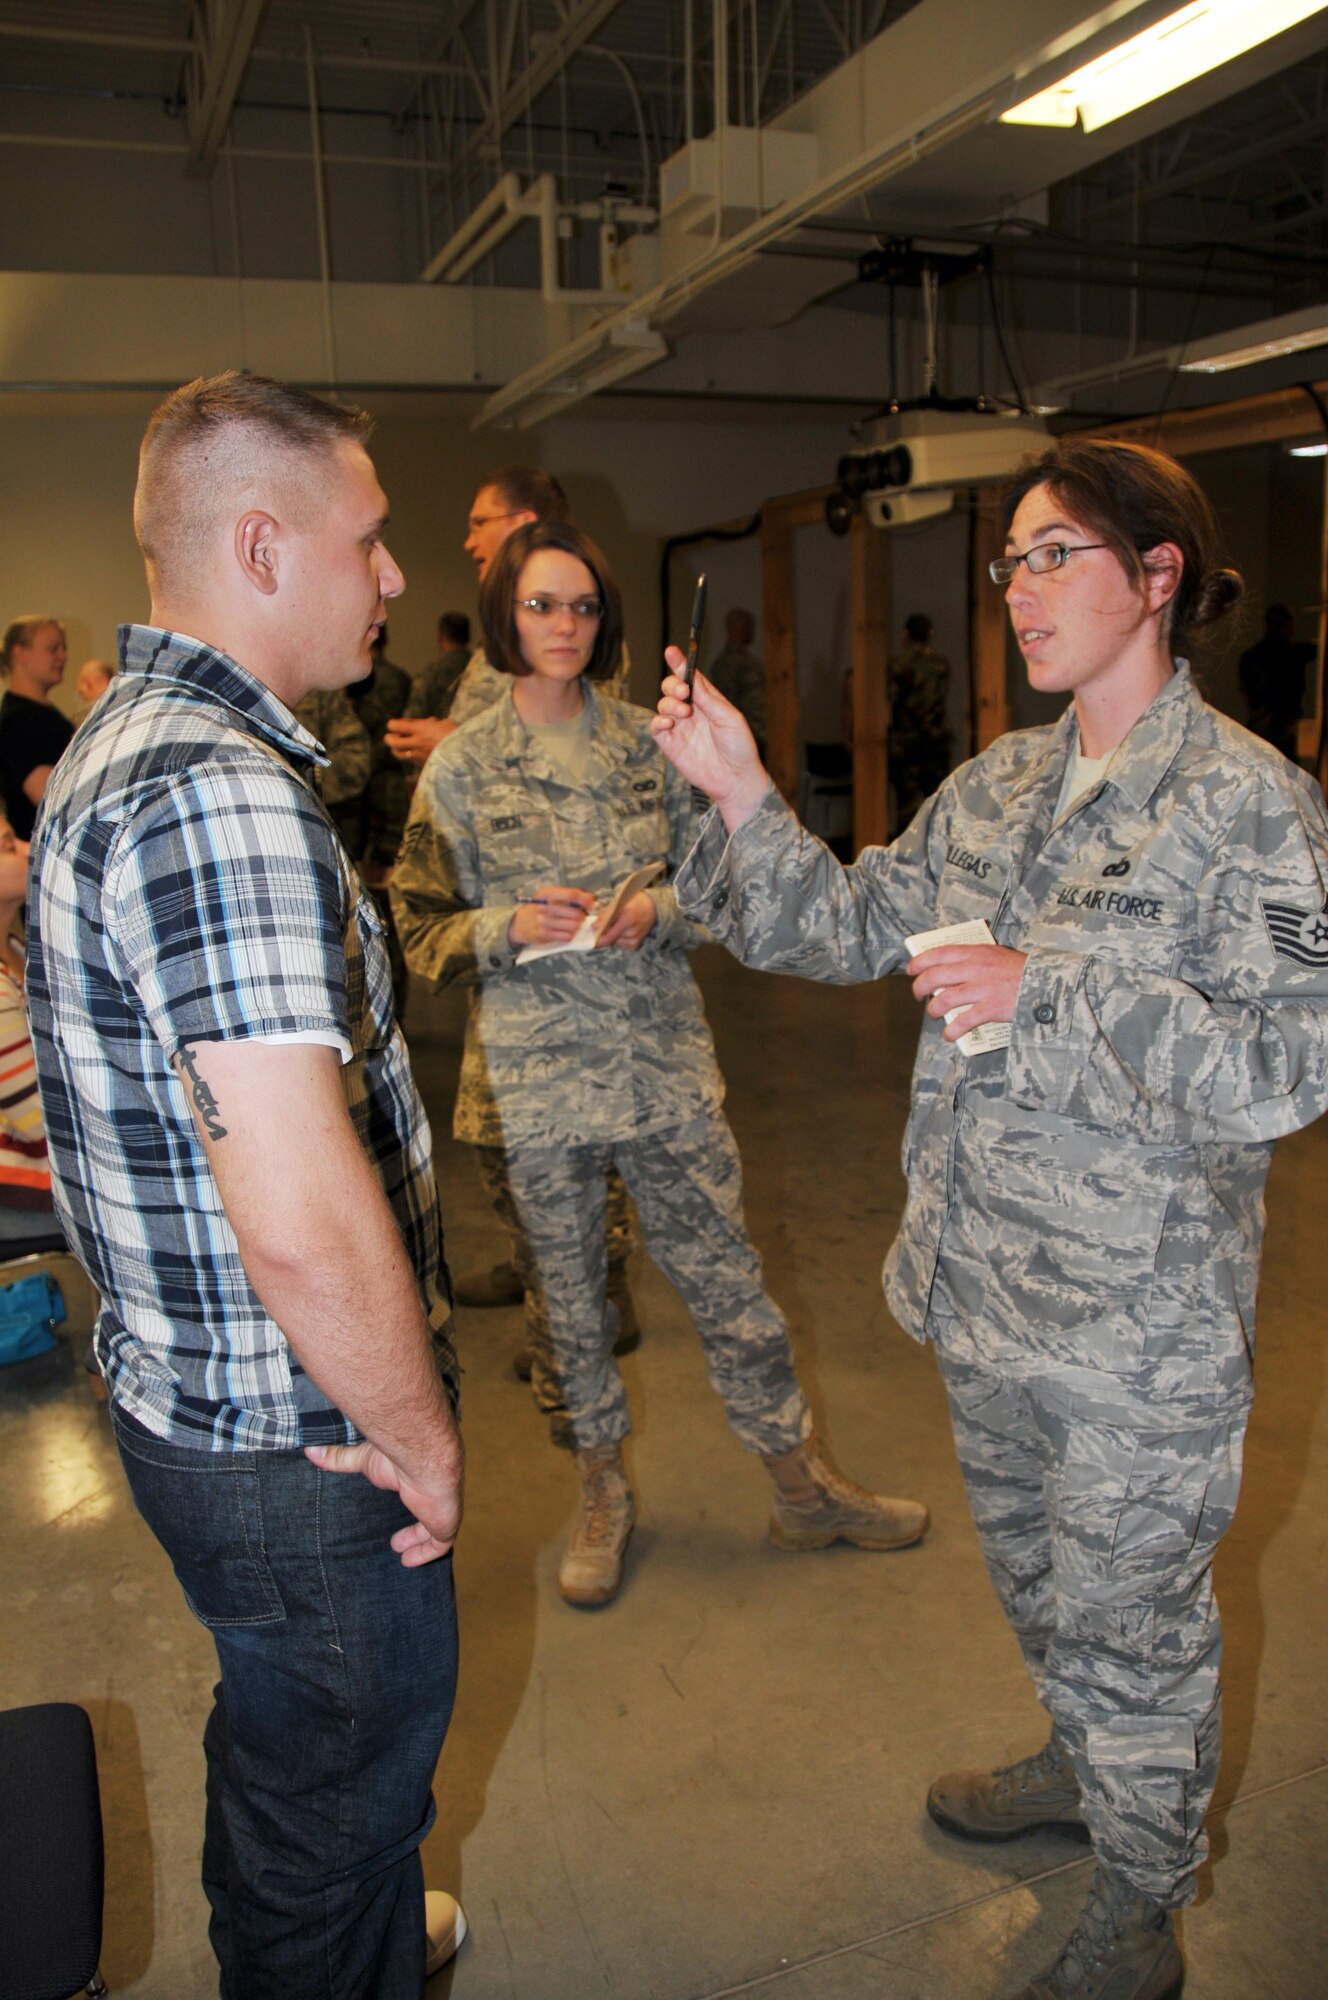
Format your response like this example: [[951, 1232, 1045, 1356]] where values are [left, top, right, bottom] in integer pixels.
[[507, 886, 596, 948], [651, 647, 772, 831]]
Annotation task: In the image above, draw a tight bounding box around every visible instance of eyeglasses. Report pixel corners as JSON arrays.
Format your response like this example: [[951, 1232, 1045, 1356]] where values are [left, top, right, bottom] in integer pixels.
[[988, 541, 1108, 586], [466, 509, 523, 533], [517, 595, 603, 621]]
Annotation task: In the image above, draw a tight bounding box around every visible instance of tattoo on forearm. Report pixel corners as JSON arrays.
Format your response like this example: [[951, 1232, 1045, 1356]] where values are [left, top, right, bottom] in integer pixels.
[[177, 1047, 228, 1140]]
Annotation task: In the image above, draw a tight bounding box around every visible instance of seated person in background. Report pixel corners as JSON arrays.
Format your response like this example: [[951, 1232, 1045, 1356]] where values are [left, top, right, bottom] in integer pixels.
[[392, 519, 929, 1610], [0, 616, 75, 838]]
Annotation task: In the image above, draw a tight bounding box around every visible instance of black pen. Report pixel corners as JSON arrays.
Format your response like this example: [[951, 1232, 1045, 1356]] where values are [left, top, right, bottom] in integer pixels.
[[679, 573, 708, 700]]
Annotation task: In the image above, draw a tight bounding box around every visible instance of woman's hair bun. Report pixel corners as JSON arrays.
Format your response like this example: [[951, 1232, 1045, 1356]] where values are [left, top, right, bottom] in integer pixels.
[[1187, 566, 1244, 632]]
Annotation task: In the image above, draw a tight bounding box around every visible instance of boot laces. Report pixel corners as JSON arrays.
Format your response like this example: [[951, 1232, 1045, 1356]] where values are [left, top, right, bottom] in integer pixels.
[[1051, 1871, 1146, 1986], [995, 1737, 1072, 1801], [580, 1468, 623, 1548]]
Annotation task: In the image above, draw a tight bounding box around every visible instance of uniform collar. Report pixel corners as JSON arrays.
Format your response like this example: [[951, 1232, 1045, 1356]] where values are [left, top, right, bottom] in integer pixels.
[[1085, 662, 1200, 811], [1002, 662, 1201, 824], [488, 679, 637, 771], [116, 623, 328, 767]]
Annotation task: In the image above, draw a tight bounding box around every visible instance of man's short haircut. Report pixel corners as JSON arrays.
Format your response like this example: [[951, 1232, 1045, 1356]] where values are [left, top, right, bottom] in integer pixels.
[[135, 372, 374, 600], [905, 612, 933, 644], [480, 466, 570, 524], [439, 611, 472, 647]]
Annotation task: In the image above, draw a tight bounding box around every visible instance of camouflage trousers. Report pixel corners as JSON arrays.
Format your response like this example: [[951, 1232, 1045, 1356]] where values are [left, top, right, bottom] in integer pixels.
[[498, 1110, 812, 1456], [936, 1342, 1247, 1908], [475, 1149, 636, 1292]]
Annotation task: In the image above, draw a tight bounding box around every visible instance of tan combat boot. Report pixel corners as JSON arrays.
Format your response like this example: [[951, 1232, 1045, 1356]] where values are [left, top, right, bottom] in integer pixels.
[[928, 1734, 1089, 1843], [558, 1443, 635, 1607], [762, 1432, 929, 1551], [1008, 1865, 1183, 2000]]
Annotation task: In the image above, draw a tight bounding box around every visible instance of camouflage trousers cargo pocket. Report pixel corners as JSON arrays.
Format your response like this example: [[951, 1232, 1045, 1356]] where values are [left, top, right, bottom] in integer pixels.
[[981, 1144, 1171, 1375]]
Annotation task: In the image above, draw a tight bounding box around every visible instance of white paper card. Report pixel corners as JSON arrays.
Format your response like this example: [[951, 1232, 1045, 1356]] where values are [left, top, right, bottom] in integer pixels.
[[517, 861, 666, 963], [904, 918, 1013, 1058]]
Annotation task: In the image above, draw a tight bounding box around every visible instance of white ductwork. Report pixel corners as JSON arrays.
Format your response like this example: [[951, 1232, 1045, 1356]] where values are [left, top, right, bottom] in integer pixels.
[[471, 0, 1328, 428], [423, 171, 656, 308]]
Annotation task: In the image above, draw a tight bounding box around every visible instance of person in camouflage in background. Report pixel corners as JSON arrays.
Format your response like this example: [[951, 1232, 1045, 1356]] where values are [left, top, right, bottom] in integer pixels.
[[384, 467, 638, 1365], [407, 610, 472, 727], [888, 610, 952, 827], [344, 627, 413, 1011], [653, 437, 1328, 2000], [393, 519, 929, 1608]]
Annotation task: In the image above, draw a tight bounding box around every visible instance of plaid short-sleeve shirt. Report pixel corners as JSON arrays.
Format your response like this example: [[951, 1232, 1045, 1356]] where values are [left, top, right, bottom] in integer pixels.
[[26, 625, 457, 1450]]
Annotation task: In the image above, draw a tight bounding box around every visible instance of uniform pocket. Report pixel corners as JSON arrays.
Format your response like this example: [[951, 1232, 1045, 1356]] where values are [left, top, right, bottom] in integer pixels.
[[983, 1144, 1171, 1373]]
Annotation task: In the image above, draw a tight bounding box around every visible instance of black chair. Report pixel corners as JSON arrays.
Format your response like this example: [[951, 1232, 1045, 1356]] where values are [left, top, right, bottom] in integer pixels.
[[799, 740, 855, 845], [0, 1703, 107, 1999]]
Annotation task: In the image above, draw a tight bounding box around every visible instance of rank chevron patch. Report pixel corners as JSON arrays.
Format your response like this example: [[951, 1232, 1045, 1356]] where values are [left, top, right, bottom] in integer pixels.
[[1261, 897, 1328, 968]]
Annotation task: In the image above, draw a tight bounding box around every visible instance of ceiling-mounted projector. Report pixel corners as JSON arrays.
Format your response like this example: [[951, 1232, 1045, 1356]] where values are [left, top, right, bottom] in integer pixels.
[[826, 406, 1049, 535]]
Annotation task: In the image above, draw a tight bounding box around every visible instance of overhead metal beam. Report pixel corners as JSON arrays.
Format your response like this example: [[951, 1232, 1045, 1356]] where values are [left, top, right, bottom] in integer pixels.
[[185, 0, 270, 180], [391, 1, 483, 123], [1079, 103, 1328, 217], [0, 17, 466, 80], [0, 23, 192, 55], [428, 0, 628, 230]]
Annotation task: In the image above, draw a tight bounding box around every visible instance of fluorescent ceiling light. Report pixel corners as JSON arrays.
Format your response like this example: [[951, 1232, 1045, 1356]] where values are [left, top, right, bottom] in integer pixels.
[[1177, 306, 1328, 374], [1003, 0, 1328, 133], [1289, 441, 1328, 457]]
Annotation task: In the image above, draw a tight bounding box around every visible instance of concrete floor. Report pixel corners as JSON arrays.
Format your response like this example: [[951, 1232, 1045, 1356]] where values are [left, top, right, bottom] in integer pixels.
[[2, 945, 1325, 1999]]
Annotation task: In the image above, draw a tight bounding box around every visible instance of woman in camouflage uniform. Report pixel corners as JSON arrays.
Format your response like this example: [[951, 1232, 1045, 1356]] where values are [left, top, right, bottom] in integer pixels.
[[392, 521, 928, 1607], [653, 439, 1328, 2000]]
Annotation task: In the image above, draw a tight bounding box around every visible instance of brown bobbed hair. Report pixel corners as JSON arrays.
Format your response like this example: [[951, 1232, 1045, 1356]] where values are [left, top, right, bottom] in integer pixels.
[[480, 521, 624, 684], [1001, 437, 1243, 651]]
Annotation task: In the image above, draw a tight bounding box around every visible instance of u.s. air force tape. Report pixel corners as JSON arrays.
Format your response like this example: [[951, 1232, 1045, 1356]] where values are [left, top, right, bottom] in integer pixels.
[[1261, 897, 1328, 968]]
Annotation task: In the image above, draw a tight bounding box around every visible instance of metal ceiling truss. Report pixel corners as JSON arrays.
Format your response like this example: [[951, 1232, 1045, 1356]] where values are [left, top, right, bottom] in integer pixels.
[[0, 0, 1324, 418]]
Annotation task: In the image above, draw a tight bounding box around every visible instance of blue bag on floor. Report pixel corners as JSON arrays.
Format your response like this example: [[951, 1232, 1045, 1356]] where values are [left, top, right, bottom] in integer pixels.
[[0, 1271, 67, 1364]]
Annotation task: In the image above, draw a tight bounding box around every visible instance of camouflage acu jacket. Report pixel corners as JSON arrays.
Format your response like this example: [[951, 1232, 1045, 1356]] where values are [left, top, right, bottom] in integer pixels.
[[678, 666, 1328, 1417], [391, 683, 718, 1147]]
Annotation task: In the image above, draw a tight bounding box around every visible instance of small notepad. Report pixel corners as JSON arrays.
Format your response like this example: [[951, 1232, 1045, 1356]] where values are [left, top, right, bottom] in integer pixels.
[[905, 918, 1013, 1058], [517, 861, 666, 963]]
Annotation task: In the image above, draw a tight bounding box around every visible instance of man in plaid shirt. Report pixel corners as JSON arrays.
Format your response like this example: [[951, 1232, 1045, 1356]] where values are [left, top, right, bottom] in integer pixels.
[[26, 373, 466, 1998]]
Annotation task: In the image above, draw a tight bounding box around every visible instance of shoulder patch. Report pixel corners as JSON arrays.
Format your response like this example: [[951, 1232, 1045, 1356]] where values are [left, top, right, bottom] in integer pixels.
[[1261, 897, 1328, 967]]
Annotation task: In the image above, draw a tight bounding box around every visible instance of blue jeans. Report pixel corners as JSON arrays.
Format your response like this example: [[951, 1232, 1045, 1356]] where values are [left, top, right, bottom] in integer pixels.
[[112, 1409, 458, 2000]]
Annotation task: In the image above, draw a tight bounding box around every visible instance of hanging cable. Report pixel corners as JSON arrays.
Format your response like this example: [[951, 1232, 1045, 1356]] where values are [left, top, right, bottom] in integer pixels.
[[982, 255, 1028, 412]]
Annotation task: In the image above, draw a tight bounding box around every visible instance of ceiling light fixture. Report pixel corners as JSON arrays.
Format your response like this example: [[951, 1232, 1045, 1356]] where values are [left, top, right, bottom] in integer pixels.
[[1176, 305, 1328, 374], [1289, 441, 1328, 457], [1002, 0, 1328, 133]]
